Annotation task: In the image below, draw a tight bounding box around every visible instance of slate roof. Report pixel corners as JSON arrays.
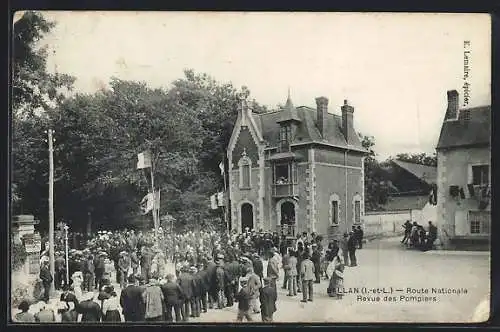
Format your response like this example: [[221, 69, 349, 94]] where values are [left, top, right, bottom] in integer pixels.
[[436, 106, 491, 150], [392, 160, 437, 185], [381, 195, 430, 211], [252, 102, 366, 153]]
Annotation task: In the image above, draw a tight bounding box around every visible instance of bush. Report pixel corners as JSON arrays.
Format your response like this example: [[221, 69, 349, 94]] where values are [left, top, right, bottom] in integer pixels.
[[11, 240, 27, 271]]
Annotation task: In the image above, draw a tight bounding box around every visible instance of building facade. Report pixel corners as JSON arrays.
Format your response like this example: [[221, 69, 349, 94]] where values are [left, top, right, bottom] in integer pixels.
[[227, 95, 368, 239], [436, 90, 491, 249]]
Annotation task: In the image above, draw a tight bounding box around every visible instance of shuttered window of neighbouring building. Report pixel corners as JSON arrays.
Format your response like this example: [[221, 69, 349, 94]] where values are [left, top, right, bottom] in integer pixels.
[[331, 201, 339, 225], [355, 201, 361, 224]]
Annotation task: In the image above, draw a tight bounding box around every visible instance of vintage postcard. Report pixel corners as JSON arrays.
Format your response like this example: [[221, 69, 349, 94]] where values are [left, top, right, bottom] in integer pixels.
[[10, 11, 491, 324]]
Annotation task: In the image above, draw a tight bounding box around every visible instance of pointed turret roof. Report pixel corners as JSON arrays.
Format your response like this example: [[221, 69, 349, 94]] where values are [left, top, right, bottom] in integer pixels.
[[277, 89, 301, 123]]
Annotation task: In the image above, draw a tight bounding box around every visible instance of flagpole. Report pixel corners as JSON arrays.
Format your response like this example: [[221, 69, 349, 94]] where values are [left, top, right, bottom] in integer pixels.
[[150, 157, 158, 248]]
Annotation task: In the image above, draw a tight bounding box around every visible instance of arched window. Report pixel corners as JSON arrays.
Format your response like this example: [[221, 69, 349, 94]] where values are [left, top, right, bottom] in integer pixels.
[[238, 150, 252, 189], [329, 193, 340, 225]]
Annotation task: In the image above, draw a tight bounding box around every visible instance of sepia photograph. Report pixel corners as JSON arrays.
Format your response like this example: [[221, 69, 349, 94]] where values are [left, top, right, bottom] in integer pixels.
[[10, 11, 491, 324]]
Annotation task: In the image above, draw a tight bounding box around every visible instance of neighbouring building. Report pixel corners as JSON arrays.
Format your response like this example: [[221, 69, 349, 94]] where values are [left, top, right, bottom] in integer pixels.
[[227, 94, 368, 240], [363, 160, 437, 237], [436, 90, 491, 249]]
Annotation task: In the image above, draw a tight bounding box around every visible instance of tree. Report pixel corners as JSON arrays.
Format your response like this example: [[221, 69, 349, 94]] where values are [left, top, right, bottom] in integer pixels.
[[394, 152, 437, 167], [359, 133, 390, 211], [13, 11, 75, 115], [12, 11, 75, 218]]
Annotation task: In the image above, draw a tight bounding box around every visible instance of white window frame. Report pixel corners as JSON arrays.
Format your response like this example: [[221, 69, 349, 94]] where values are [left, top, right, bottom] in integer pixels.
[[468, 163, 490, 186], [468, 210, 490, 236], [329, 193, 340, 225]]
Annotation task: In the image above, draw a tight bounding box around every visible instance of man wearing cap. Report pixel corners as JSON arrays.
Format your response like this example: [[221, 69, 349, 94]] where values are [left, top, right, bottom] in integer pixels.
[[259, 277, 277, 322], [235, 277, 252, 322], [347, 232, 358, 267], [120, 274, 145, 322]]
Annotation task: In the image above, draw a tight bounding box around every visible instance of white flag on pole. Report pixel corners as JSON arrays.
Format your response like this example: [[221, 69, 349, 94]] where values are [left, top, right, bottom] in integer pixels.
[[210, 194, 217, 210], [137, 151, 152, 169], [140, 193, 154, 214], [219, 161, 224, 175]]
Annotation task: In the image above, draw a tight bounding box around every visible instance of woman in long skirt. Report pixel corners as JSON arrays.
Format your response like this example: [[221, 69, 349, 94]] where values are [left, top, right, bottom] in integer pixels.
[[326, 250, 344, 299], [102, 291, 122, 322]]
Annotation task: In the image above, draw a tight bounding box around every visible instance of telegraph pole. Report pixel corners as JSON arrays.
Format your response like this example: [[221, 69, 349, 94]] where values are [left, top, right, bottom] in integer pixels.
[[47, 128, 55, 292]]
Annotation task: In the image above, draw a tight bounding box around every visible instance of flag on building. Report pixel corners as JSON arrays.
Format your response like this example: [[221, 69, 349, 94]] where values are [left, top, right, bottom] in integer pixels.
[[210, 194, 217, 210], [137, 151, 152, 169], [217, 192, 224, 207], [140, 192, 155, 214], [219, 161, 224, 175]]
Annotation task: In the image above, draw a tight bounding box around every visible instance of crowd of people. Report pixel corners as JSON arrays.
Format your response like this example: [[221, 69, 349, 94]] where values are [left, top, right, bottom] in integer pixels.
[[14, 225, 366, 323], [401, 220, 438, 251]]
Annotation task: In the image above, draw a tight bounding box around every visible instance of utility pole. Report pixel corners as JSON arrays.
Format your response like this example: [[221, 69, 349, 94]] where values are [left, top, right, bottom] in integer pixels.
[[47, 128, 55, 292]]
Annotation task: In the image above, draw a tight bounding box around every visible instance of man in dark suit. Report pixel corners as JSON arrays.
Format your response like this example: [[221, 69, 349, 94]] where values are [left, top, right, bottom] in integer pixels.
[[259, 277, 277, 322], [224, 254, 240, 307], [196, 262, 209, 313], [76, 293, 101, 322], [177, 265, 194, 321], [251, 253, 264, 284], [160, 274, 184, 322], [204, 257, 217, 309], [120, 274, 145, 322], [189, 266, 201, 317], [347, 232, 358, 267], [39, 260, 53, 303], [54, 252, 66, 290]]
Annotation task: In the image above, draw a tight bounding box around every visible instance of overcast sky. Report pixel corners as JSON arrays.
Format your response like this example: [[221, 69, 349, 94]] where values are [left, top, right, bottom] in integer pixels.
[[36, 11, 491, 160]]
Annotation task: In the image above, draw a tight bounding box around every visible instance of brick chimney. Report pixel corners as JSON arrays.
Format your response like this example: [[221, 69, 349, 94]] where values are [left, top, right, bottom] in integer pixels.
[[341, 99, 354, 143], [315, 97, 329, 137], [445, 90, 459, 120]]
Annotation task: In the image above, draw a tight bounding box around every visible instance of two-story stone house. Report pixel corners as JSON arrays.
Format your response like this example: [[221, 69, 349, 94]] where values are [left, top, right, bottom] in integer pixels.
[[436, 90, 491, 249], [227, 94, 368, 240]]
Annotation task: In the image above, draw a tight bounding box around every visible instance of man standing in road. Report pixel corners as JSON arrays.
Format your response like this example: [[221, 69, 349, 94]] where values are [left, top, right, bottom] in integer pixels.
[[39, 260, 53, 303], [259, 277, 277, 322], [300, 253, 315, 303], [120, 275, 145, 322], [266, 248, 280, 292], [347, 232, 358, 267], [340, 233, 350, 267], [426, 221, 438, 250]]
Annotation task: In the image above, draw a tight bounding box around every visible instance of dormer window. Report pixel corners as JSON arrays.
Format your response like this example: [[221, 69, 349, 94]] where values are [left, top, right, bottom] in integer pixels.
[[279, 124, 291, 151]]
